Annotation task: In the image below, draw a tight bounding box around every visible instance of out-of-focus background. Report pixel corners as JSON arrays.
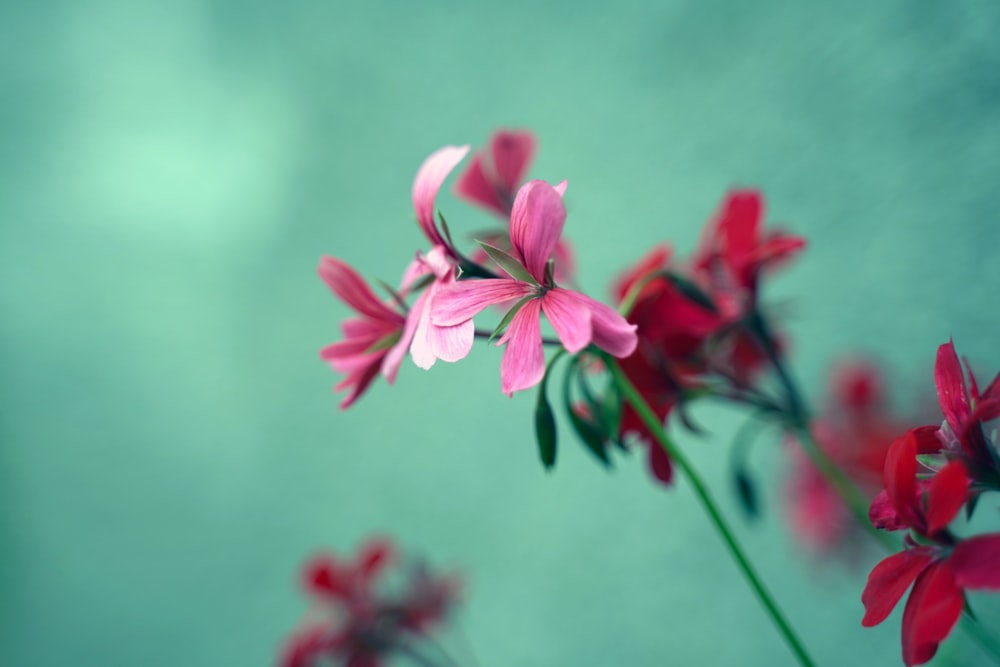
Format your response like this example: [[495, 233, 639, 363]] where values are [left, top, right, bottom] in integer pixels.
[[2, 1, 999, 665]]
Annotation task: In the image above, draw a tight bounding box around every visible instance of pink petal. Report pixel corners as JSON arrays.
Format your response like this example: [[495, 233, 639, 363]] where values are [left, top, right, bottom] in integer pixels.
[[572, 291, 639, 358], [432, 279, 534, 326], [318, 256, 402, 324], [541, 289, 593, 354], [336, 363, 382, 410], [901, 561, 964, 666], [553, 180, 568, 197], [949, 534, 1000, 590], [884, 432, 924, 533], [924, 461, 970, 535], [413, 145, 470, 246], [400, 288, 437, 370], [935, 340, 971, 439], [454, 152, 507, 216], [861, 548, 934, 627], [411, 280, 475, 367], [490, 130, 536, 194], [497, 299, 545, 395], [509, 180, 567, 283]]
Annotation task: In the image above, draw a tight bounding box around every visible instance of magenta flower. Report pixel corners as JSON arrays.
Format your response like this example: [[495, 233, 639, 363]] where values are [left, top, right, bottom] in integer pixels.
[[432, 180, 637, 395], [318, 256, 408, 409], [454, 129, 536, 217]]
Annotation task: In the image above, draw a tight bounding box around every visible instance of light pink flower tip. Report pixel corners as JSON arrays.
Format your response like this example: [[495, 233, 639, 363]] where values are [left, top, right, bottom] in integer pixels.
[[413, 145, 470, 246], [510, 180, 567, 282]]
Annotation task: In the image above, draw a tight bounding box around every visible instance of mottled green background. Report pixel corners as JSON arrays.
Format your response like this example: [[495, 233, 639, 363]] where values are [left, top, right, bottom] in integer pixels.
[[3, 1, 1000, 665]]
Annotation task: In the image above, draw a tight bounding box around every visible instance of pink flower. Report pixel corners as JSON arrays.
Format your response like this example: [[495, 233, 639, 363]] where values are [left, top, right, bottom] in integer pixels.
[[861, 432, 1000, 665], [412, 145, 470, 251], [432, 180, 637, 395], [318, 257, 408, 409], [454, 130, 536, 217]]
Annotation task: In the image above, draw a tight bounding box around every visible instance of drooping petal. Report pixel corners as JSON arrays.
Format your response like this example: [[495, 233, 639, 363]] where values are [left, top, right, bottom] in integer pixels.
[[900, 561, 964, 666], [509, 180, 566, 283], [884, 432, 924, 532], [399, 288, 437, 370], [490, 130, 536, 194], [571, 291, 638, 358], [454, 152, 506, 216], [430, 318, 475, 363], [382, 289, 425, 383], [861, 548, 934, 627], [541, 288, 593, 354], [432, 279, 534, 327], [318, 256, 403, 324], [497, 299, 545, 395], [935, 340, 971, 439], [949, 534, 1000, 590], [925, 461, 971, 535], [413, 145, 470, 246], [647, 439, 674, 486], [335, 363, 382, 410]]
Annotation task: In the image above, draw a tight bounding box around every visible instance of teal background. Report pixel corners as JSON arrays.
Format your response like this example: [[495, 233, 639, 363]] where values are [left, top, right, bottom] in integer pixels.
[[2, 1, 1000, 665]]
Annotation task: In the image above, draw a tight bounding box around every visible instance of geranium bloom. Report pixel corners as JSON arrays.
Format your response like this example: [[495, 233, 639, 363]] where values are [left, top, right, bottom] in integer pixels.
[[785, 360, 909, 555], [861, 431, 1000, 666], [432, 179, 637, 395], [454, 129, 536, 217], [318, 257, 408, 409], [933, 340, 1000, 478], [281, 539, 460, 667]]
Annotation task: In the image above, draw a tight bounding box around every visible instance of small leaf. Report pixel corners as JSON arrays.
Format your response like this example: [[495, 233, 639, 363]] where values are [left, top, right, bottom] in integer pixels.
[[733, 469, 759, 519], [437, 210, 456, 248], [966, 492, 981, 521], [662, 270, 718, 313], [362, 330, 402, 355], [488, 294, 537, 344], [375, 278, 411, 312], [535, 381, 557, 470], [477, 241, 538, 285]]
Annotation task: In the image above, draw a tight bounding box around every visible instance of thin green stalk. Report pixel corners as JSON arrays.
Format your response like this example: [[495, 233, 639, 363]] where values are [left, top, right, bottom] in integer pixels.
[[608, 360, 816, 667]]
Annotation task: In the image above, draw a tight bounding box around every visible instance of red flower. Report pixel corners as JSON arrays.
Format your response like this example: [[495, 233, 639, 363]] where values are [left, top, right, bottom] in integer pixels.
[[933, 340, 1000, 475], [280, 539, 460, 667], [785, 361, 910, 555], [861, 432, 1000, 665]]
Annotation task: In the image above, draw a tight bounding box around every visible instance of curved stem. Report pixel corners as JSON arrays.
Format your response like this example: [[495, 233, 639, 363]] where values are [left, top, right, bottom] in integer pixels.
[[608, 360, 816, 667]]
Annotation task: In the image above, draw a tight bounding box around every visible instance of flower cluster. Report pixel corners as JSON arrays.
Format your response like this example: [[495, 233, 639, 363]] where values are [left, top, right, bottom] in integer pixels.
[[281, 538, 460, 667], [862, 341, 1000, 665], [785, 360, 915, 556]]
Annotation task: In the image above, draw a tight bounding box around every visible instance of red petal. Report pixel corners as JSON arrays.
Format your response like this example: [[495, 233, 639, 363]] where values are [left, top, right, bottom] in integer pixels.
[[861, 549, 934, 627], [883, 432, 924, 532], [357, 538, 395, 584], [304, 556, 350, 599], [924, 461, 970, 535], [900, 561, 964, 666], [647, 440, 674, 486], [910, 424, 943, 455], [490, 130, 536, 195], [934, 340, 971, 440], [949, 534, 1000, 590], [869, 489, 908, 531]]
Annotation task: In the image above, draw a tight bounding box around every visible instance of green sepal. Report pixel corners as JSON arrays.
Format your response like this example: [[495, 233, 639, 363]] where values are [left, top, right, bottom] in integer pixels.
[[563, 357, 611, 466], [437, 210, 456, 249], [662, 270, 718, 313], [375, 279, 411, 312], [362, 330, 402, 355], [488, 294, 536, 344], [477, 241, 538, 285]]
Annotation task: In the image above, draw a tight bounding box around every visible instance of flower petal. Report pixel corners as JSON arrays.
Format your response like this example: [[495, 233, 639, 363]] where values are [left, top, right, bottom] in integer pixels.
[[861, 548, 934, 627], [949, 534, 1000, 590], [454, 152, 507, 216], [497, 299, 545, 395], [430, 319, 475, 363], [935, 340, 971, 439], [647, 439, 674, 486], [413, 145, 470, 246], [884, 431, 924, 533], [318, 256, 402, 324], [490, 130, 536, 194], [901, 561, 964, 666], [572, 291, 639, 358], [356, 538, 395, 584], [541, 289, 593, 354], [869, 490, 908, 531], [432, 279, 534, 327], [925, 461, 970, 535], [509, 180, 566, 283]]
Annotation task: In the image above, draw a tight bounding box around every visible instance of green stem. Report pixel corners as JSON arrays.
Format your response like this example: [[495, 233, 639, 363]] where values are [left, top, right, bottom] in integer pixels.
[[608, 360, 816, 667]]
